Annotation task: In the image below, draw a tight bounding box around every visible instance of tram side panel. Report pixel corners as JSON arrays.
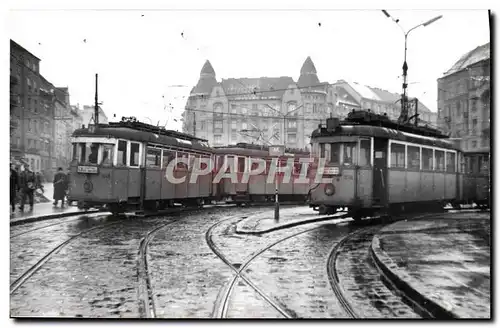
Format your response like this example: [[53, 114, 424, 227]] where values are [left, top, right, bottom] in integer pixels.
[[356, 168, 373, 208], [445, 173, 457, 201], [112, 167, 129, 203], [420, 171, 434, 202], [388, 169, 406, 204], [145, 168, 162, 200]]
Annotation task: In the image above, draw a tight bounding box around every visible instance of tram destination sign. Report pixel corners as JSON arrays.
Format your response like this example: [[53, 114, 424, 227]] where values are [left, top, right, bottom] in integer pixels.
[[77, 166, 99, 174], [269, 145, 285, 157]]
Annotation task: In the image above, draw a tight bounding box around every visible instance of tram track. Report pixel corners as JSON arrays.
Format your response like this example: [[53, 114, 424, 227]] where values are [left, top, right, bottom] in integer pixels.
[[9, 219, 128, 295], [326, 211, 470, 319], [137, 219, 179, 318], [206, 212, 351, 318]]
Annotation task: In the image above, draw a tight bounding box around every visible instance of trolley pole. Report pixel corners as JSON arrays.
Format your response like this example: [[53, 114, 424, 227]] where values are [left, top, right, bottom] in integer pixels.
[[269, 145, 285, 223], [94, 73, 99, 125], [275, 173, 279, 222]]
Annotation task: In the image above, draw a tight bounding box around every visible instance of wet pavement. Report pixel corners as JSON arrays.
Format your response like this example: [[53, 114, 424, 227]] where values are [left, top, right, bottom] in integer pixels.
[[9, 205, 491, 319], [372, 211, 491, 318], [235, 206, 350, 234]]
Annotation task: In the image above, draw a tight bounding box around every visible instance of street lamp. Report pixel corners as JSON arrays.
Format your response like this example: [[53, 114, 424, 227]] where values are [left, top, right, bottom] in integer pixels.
[[265, 103, 303, 146], [382, 10, 442, 124]]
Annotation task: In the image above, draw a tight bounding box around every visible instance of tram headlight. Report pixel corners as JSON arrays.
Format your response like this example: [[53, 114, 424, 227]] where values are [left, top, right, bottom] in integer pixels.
[[324, 183, 335, 196]]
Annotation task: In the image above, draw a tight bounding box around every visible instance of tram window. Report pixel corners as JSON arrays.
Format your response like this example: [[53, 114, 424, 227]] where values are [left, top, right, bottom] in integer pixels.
[[446, 152, 456, 173], [146, 148, 161, 167], [86, 143, 99, 164], [236, 157, 245, 172], [72, 144, 78, 161], [101, 144, 114, 166], [117, 140, 128, 166], [320, 144, 325, 158], [343, 142, 357, 166], [407, 146, 420, 170], [189, 154, 200, 169], [78, 143, 86, 163], [390, 143, 405, 168], [422, 148, 433, 170], [162, 150, 176, 168], [435, 150, 445, 171], [176, 152, 189, 169], [359, 139, 371, 166], [130, 142, 140, 167], [330, 143, 341, 164], [312, 143, 320, 157]]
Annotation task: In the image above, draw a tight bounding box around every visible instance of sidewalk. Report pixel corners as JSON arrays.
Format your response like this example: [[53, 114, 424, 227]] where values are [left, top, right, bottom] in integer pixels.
[[10, 201, 99, 226], [371, 211, 491, 318], [235, 206, 350, 234]]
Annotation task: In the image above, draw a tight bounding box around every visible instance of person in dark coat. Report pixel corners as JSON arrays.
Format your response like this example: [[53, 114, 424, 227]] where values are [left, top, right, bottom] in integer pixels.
[[53, 167, 67, 207], [19, 163, 36, 212], [10, 163, 19, 213]]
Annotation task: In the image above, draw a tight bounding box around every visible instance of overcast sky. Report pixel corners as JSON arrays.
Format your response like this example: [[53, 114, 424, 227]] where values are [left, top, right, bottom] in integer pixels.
[[8, 8, 490, 131]]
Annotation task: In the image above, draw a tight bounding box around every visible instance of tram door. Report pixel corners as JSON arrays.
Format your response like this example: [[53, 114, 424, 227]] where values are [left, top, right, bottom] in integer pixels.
[[372, 138, 388, 206]]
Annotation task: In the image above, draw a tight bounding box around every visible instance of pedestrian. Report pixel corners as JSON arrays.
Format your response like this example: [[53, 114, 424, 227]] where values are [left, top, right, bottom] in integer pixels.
[[53, 167, 67, 208], [18, 163, 36, 212], [10, 163, 19, 213]]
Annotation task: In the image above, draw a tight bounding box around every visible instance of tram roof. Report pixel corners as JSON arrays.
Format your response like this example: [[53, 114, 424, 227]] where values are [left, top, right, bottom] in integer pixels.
[[311, 124, 460, 150], [214, 146, 310, 158], [72, 124, 212, 152]]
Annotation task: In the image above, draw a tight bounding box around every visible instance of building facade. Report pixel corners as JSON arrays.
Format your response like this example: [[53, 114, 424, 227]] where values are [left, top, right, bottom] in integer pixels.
[[182, 57, 337, 150], [78, 105, 109, 127], [182, 58, 438, 150], [10, 40, 55, 175], [437, 43, 490, 152], [10, 40, 83, 177], [333, 80, 437, 127]]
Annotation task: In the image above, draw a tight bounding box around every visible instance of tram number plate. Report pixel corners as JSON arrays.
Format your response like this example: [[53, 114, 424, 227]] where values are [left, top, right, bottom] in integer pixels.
[[323, 167, 340, 175], [78, 166, 99, 174]]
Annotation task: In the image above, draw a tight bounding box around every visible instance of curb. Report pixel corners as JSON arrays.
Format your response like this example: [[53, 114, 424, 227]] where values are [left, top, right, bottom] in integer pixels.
[[370, 234, 458, 319], [235, 212, 349, 235], [10, 209, 102, 227]]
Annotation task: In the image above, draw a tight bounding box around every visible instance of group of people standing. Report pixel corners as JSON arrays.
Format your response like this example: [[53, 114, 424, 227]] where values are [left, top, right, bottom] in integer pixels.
[[10, 164, 70, 213]]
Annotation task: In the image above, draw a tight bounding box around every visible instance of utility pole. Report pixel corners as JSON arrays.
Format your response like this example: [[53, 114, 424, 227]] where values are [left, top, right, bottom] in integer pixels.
[[94, 74, 99, 125]]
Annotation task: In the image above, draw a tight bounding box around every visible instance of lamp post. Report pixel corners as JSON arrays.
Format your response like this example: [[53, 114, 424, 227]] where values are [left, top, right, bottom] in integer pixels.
[[382, 10, 442, 124], [265, 103, 303, 146]]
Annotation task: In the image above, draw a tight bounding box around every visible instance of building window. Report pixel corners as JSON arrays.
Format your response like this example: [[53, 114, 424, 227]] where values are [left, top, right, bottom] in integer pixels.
[[390, 143, 405, 168], [287, 120, 297, 128], [214, 135, 222, 144], [241, 122, 247, 130], [472, 140, 477, 148], [214, 120, 223, 129], [231, 133, 237, 141], [287, 133, 297, 144], [252, 104, 258, 110], [231, 104, 237, 114], [231, 121, 237, 130]]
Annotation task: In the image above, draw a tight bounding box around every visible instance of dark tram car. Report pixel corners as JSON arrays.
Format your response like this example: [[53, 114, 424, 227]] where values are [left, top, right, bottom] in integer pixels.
[[68, 119, 213, 213], [462, 150, 490, 208], [308, 111, 463, 219], [213, 143, 311, 205]]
